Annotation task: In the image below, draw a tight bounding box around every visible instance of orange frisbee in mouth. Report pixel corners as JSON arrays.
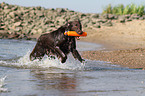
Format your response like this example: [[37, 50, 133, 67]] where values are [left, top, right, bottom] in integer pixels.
[[64, 31, 87, 37]]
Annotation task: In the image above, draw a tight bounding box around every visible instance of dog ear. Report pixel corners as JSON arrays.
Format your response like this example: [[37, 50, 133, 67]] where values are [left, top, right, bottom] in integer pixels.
[[64, 20, 71, 28], [64, 21, 71, 31]]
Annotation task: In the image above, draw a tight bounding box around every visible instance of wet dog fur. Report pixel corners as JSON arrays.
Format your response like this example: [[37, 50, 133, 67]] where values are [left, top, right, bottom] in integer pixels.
[[30, 20, 85, 63]]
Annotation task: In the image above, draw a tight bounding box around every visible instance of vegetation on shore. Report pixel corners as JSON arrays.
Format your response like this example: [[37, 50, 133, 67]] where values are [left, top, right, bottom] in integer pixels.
[[103, 4, 145, 16]]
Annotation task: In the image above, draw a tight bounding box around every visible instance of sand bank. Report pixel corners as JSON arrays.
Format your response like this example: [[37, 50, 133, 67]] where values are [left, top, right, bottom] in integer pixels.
[[81, 20, 145, 69]]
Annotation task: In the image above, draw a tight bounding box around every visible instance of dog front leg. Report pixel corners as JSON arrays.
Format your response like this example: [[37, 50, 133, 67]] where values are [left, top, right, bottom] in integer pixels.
[[55, 46, 67, 63], [71, 49, 85, 63]]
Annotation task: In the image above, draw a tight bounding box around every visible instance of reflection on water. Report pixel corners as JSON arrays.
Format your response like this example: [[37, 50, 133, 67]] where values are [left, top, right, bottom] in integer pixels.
[[0, 39, 145, 96], [32, 69, 77, 91]]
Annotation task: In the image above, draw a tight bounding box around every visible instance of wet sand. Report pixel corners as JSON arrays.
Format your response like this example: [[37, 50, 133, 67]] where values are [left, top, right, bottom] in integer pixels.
[[81, 20, 145, 69], [82, 48, 145, 69]]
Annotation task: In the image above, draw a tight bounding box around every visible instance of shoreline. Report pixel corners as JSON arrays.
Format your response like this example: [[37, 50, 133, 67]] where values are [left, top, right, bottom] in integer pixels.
[[82, 48, 145, 69], [80, 20, 145, 69]]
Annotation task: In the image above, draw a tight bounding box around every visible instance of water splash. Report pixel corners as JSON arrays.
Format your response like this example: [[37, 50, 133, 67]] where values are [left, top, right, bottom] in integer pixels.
[[0, 76, 7, 92], [0, 51, 85, 70]]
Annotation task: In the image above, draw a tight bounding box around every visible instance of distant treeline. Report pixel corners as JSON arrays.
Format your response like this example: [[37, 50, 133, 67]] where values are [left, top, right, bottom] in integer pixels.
[[103, 4, 145, 16]]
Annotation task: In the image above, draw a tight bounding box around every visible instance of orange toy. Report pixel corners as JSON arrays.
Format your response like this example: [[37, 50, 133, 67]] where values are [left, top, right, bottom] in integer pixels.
[[64, 31, 87, 36]]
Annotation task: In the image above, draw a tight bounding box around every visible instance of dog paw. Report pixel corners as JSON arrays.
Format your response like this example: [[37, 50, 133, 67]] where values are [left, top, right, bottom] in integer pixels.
[[80, 59, 85, 63], [61, 56, 67, 63]]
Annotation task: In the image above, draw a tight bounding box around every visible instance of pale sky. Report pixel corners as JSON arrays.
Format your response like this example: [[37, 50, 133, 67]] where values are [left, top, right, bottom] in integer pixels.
[[0, 0, 145, 13]]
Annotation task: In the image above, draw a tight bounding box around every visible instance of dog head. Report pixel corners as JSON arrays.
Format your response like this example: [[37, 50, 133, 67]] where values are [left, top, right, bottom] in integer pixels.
[[64, 20, 83, 35]]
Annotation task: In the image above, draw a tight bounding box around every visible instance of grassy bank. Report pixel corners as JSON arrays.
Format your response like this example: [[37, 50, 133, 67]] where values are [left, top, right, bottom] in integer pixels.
[[103, 4, 145, 16]]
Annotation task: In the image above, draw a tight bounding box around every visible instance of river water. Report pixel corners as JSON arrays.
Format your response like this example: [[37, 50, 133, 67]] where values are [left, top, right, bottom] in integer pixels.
[[0, 39, 145, 96]]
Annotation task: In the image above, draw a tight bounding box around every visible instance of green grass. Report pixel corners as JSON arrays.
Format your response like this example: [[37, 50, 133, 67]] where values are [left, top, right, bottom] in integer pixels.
[[103, 3, 145, 16]]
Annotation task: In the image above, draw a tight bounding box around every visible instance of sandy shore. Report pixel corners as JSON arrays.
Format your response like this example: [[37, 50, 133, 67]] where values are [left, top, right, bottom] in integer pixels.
[[81, 20, 145, 69]]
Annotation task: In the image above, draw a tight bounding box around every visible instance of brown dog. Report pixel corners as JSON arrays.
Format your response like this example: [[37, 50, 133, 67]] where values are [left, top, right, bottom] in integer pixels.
[[30, 20, 85, 63]]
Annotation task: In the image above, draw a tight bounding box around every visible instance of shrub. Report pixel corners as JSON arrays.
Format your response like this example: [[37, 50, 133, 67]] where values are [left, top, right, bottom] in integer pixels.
[[103, 3, 145, 16]]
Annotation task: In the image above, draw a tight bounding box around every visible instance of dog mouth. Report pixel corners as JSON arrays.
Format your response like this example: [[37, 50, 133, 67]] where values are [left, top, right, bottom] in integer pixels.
[[76, 36, 80, 40]]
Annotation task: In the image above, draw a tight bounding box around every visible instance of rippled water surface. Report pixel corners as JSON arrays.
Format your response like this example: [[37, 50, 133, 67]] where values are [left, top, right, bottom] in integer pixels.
[[0, 39, 145, 96]]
